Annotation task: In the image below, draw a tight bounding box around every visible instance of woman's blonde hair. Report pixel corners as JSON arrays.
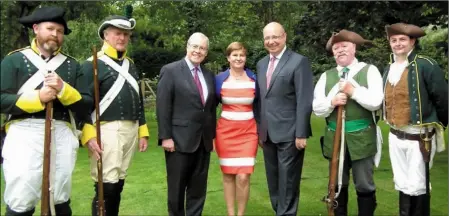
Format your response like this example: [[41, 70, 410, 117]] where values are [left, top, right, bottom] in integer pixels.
[[226, 42, 247, 56]]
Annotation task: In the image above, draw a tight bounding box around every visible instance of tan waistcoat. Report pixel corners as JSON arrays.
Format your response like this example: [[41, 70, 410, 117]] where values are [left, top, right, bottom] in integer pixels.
[[385, 69, 411, 127]]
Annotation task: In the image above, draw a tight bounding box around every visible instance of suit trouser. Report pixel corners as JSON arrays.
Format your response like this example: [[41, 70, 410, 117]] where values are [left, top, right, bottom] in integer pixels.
[[263, 136, 305, 216], [2, 119, 78, 213], [165, 144, 211, 216]]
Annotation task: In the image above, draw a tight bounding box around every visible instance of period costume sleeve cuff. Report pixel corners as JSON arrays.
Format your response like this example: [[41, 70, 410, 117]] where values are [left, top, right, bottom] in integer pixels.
[[81, 123, 96, 146], [15, 90, 45, 113], [57, 82, 82, 106], [138, 124, 149, 138]]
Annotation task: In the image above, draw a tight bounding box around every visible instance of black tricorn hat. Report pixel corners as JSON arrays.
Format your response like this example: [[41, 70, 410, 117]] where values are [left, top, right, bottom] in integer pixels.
[[98, 15, 136, 40], [18, 6, 71, 35], [326, 29, 372, 52]]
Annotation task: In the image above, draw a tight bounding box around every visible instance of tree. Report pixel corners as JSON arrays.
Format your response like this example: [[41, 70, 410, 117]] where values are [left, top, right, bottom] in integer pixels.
[[294, 1, 448, 77], [0, 1, 41, 58]]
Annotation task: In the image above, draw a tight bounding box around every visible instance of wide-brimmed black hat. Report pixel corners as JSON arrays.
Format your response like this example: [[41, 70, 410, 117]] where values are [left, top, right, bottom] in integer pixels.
[[326, 29, 372, 51], [18, 6, 71, 35], [98, 15, 136, 40]]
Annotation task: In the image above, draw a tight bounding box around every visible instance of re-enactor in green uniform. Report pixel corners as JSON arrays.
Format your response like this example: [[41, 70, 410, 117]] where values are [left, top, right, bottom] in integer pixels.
[[0, 6, 92, 216], [383, 22, 448, 216], [79, 15, 149, 216]]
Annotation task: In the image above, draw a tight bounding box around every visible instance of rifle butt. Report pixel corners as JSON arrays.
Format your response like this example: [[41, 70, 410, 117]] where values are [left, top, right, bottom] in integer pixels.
[[97, 155, 105, 216]]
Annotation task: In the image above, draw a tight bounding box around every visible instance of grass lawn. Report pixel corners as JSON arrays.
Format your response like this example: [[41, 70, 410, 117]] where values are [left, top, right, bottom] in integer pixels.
[[1, 115, 448, 215]]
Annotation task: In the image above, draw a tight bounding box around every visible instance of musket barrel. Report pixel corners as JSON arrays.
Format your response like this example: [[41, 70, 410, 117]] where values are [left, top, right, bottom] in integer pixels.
[[325, 71, 348, 216], [92, 46, 105, 216]]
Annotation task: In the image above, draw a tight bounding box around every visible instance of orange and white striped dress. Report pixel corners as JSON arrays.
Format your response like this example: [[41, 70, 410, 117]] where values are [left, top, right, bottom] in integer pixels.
[[216, 80, 258, 174]]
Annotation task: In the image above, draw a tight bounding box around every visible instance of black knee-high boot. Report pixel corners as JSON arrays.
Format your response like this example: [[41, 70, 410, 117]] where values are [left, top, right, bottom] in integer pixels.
[[411, 194, 430, 216], [91, 182, 118, 216], [356, 190, 377, 216], [115, 179, 125, 215], [5, 206, 35, 216], [334, 186, 348, 216], [55, 199, 72, 216], [399, 191, 412, 216]]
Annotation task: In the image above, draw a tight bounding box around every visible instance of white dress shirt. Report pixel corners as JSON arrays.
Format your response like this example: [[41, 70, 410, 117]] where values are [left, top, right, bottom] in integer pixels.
[[185, 57, 208, 100], [313, 58, 384, 118], [387, 49, 413, 86], [267, 45, 287, 72]]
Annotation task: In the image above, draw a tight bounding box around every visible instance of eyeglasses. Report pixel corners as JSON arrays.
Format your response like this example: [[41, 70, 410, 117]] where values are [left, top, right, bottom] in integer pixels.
[[188, 43, 208, 52], [263, 34, 284, 41]]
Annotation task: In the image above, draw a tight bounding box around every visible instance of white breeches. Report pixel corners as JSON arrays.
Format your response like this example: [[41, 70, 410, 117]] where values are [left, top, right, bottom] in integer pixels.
[[2, 119, 79, 213], [90, 120, 138, 183], [388, 132, 436, 196]]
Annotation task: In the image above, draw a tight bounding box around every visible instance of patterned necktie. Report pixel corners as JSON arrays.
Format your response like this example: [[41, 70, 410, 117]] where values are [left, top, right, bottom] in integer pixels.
[[193, 66, 205, 105], [266, 56, 276, 88], [341, 67, 350, 79]]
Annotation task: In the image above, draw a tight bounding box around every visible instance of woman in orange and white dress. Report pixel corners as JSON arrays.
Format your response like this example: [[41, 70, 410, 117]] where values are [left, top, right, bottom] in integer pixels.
[[215, 42, 259, 216]]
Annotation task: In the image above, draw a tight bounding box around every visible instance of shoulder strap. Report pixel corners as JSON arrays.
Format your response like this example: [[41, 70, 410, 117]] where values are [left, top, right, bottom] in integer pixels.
[[7, 49, 67, 121], [21, 49, 67, 73], [99, 55, 139, 94], [7, 47, 29, 56], [91, 75, 126, 123]]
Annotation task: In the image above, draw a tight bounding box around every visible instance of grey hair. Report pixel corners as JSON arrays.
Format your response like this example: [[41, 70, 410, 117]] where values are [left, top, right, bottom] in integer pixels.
[[187, 32, 209, 48]]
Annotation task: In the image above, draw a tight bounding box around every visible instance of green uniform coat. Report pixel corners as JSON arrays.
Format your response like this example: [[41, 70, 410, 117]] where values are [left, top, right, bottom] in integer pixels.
[[382, 51, 448, 128]]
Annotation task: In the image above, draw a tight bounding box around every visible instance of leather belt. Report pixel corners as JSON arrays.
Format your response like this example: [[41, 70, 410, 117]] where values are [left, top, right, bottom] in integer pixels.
[[390, 127, 435, 141]]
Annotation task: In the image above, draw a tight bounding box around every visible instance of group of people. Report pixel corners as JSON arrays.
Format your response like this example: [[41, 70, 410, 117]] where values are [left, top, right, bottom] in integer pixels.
[[0, 5, 447, 216], [1, 6, 148, 216]]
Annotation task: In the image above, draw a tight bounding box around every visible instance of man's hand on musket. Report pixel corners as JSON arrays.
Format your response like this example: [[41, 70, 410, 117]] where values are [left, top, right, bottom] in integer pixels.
[[139, 137, 148, 152], [162, 138, 175, 152], [331, 92, 348, 106], [39, 86, 58, 103], [338, 79, 355, 96], [295, 138, 307, 150], [44, 72, 64, 92], [87, 138, 103, 160]]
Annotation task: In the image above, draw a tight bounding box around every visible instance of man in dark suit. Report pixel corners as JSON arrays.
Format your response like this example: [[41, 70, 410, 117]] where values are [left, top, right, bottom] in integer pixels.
[[156, 32, 216, 216], [256, 22, 314, 216]]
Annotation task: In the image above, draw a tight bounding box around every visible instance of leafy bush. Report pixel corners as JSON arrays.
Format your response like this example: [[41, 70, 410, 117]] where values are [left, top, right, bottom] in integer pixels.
[[419, 25, 448, 79], [131, 47, 185, 79]]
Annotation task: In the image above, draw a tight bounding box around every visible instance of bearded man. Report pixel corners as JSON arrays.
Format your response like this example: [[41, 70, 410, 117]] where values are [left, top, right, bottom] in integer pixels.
[[0, 6, 92, 216]]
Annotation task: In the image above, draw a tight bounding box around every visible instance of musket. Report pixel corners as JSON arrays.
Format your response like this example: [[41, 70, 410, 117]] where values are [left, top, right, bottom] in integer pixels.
[[41, 71, 53, 216], [92, 46, 105, 216], [323, 72, 348, 216], [420, 126, 432, 216], [323, 105, 344, 216]]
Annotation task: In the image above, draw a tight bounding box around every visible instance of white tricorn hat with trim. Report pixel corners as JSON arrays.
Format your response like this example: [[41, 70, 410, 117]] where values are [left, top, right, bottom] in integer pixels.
[[98, 15, 136, 40]]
